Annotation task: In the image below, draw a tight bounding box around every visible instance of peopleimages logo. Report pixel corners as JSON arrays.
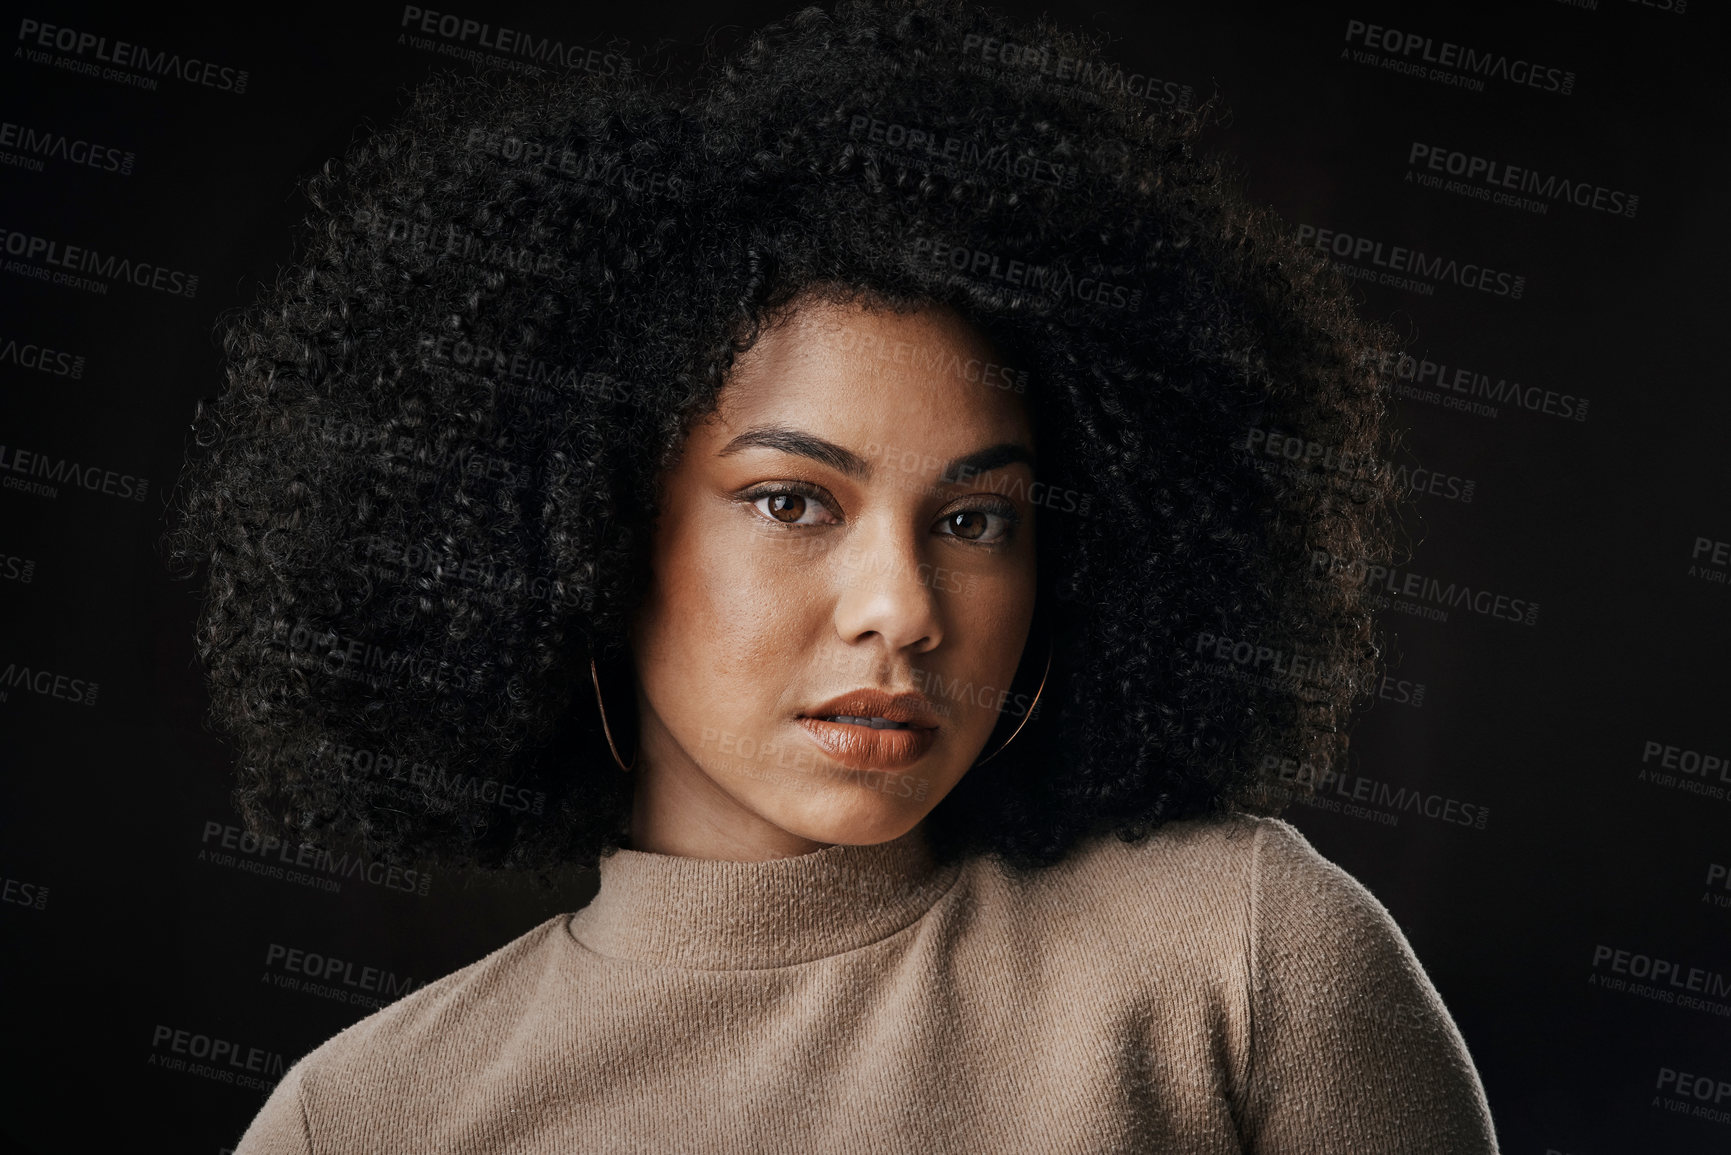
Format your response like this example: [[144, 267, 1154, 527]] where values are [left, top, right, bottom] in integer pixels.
[[263, 942, 428, 1009], [15, 19, 249, 94], [1265, 754, 1490, 831], [0, 120, 134, 176], [199, 820, 434, 897], [354, 208, 565, 278], [252, 615, 486, 695], [464, 129, 684, 200], [416, 332, 616, 401], [1407, 142, 1637, 219], [957, 33, 1194, 109], [398, 6, 628, 77], [148, 1025, 284, 1092], [1638, 738, 1731, 802], [314, 737, 551, 816], [0, 228, 198, 297], [1194, 631, 1348, 692], [821, 330, 1030, 395], [1243, 425, 1477, 504], [1342, 18, 1575, 96], [1359, 348, 1589, 424], [0, 443, 149, 503], [1296, 224, 1525, 300], [1655, 1067, 1731, 1126], [2, 873, 48, 911], [1688, 536, 1730, 591], [0, 659, 100, 707], [0, 334, 85, 379], [908, 238, 1143, 311], [847, 114, 1077, 190], [1585, 948, 1731, 1004], [0, 552, 36, 584], [1309, 548, 1540, 626]]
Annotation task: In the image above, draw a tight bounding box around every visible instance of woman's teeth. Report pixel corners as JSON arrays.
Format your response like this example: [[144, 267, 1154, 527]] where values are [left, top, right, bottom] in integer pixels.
[[821, 715, 910, 730]]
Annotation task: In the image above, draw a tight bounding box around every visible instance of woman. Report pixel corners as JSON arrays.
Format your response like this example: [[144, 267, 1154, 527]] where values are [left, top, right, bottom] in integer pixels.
[[170, 0, 1500, 1149]]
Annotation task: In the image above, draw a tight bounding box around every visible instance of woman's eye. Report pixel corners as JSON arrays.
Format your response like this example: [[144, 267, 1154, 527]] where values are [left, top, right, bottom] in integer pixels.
[[751, 490, 837, 526], [938, 508, 1014, 543]]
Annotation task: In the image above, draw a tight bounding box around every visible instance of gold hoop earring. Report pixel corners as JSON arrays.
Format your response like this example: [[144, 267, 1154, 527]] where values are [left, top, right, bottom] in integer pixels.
[[973, 640, 1052, 767], [590, 656, 637, 773]]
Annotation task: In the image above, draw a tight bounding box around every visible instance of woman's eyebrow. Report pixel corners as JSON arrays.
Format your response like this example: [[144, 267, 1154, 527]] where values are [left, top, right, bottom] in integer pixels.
[[717, 426, 871, 478], [716, 425, 1035, 482], [941, 442, 1035, 482]]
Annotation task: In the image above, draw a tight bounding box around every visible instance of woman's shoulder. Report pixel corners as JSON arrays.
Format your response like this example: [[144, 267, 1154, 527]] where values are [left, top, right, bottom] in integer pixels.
[[317, 912, 569, 1054], [235, 913, 574, 1150], [991, 810, 1330, 915], [969, 811, 1388, 973], [1043, 809, 1373, 903]]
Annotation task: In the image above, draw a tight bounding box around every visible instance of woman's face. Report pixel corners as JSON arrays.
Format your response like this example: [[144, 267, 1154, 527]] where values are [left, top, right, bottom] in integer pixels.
[[627, 296, 1039, 861]]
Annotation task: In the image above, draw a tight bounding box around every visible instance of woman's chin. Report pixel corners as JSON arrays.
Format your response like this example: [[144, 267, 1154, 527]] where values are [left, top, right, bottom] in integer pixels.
[[766, 788, 932, 849]]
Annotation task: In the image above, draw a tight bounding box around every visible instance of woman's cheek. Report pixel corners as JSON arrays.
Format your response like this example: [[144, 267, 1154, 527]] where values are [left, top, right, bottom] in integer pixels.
[[695, 524, 825, 688]]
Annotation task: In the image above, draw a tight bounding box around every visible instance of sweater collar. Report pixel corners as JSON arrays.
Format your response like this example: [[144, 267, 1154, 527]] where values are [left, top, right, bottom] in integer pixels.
[[568, 823, 961, 970]]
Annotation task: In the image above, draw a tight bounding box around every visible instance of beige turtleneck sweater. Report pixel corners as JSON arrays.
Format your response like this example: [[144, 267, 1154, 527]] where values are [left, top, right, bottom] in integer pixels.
[[232, 812, 1499, 1153]]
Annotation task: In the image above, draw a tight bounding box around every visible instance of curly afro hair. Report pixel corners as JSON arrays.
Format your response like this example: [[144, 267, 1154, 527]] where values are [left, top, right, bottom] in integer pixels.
[[166, 0, 1405, 876]]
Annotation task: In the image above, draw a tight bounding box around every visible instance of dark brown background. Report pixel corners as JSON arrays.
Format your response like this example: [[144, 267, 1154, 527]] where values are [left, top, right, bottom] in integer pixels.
[[2, 1, 1726, 1150]]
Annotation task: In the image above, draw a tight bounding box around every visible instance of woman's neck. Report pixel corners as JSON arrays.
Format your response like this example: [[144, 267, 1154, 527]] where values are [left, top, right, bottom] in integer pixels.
[[571, 820, 960, 969]]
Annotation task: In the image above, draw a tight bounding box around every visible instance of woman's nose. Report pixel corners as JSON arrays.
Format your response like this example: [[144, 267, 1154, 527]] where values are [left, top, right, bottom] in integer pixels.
[[829, 519, 944, 655]]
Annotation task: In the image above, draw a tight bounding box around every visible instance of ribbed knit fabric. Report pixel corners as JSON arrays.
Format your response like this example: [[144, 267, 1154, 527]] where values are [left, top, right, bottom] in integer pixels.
[[232, 813, 1500, 1153]]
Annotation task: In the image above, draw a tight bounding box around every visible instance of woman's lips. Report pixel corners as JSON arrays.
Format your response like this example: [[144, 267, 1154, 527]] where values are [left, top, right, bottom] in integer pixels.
[[817, 713, 910, 729], [795, 716, 936, 769]]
